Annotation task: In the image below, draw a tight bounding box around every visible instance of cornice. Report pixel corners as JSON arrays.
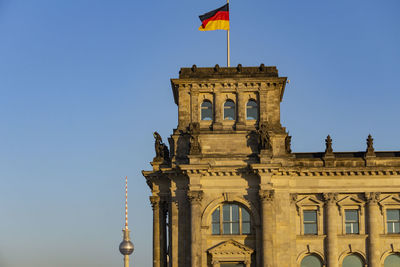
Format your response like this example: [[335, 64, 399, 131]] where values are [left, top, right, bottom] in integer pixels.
[[171, 80, 285, 92], [252, 167, 400, 177]]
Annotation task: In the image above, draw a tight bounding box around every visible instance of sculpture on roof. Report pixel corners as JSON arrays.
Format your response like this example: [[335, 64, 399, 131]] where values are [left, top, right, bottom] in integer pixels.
[[188, 123, 201, 155], [257, 123, 272, 151], [153, 131, 170, 163]]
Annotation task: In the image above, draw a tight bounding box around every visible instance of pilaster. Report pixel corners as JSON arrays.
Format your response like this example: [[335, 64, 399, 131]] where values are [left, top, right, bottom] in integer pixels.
[[324, 193, 339, 267], [236, 90, 246, 130], [213, 91, 223, 130], [150, 195, 161, 267], [366, 192, 381, 267], [259, 189, 275, 267], [187, 190, 203, 267]]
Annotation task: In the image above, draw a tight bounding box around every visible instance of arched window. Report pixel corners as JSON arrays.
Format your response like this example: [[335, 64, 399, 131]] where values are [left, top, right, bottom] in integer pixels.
[[342, 254, 363, 267], [201, 100, 213, 121], [246, 100, 258, 120], [211, 203, 251, 235], [300, 255, 322, 267], [384, 254, 400, 267], [223, 100, 235, 120]]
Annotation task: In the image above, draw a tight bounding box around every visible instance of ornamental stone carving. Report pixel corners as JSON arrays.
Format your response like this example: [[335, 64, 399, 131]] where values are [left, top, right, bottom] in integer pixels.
[[365, 192, 380, 204], [187, 190, 203, 204], [323, 193, 338, 205], [188, 122, 201, 155], [150, 195, 160, 210], [259, 190, 274, 203], [257, 123, 272, 151]]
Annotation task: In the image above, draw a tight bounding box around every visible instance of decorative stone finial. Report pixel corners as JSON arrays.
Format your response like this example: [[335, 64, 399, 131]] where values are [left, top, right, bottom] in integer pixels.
[[214, 64, 220, 72], [366, 134, 375, 156], [259, 63, 265, 71], [325, 135, 333, 154], [237, 64, 242, 73], [191, 64, 197, 72]]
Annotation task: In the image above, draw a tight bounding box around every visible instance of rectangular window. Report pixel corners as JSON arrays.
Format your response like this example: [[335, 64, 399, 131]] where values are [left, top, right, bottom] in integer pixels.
[[222, 204, 240, 235], [387, 209, 400, 234], [241, 208, 251, 234], [345, 210, 359, 234], [303, 210, 318, 235], [212, 207, 220, 235]]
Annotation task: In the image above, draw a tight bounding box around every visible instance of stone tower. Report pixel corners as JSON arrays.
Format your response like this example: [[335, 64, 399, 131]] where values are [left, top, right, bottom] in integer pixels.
[[143, 65, 400, 267]]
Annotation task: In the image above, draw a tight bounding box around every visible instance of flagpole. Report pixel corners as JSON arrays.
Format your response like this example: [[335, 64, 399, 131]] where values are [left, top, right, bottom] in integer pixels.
[[227, 0, 230, 67]]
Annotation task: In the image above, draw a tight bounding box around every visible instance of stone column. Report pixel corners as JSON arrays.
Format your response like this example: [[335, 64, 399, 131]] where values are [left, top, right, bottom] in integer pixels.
[[245, 260, 251, 267], [213, 92, 223, 129], [212, 260, 220, 267], [160, 200, 167, 267], [324, 193, 338, 267], [259, 91, 268, 124], [366, 192, 381, 267], [259, 189, 274, 267], [187, 190, 203, 267], [170, 199, 179, 267], [191, 91, 199, 123], [150, 196, 161, 267], [236, 91, 246, 130]]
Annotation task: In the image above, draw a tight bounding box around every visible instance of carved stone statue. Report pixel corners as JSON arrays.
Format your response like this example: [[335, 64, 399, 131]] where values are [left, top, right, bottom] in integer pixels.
[[257, 123, 271, 150], [153, 131, 170, 162], [188, 123, 201, 155], [285, 134, 292, 153]]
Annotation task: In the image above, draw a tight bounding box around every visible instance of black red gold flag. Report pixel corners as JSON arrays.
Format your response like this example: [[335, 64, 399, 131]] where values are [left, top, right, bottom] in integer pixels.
[[198, 4, 229, 31]]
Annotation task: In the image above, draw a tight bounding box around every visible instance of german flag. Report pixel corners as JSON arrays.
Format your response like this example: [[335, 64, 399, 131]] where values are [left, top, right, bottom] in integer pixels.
[[199, 4, 229, 31]]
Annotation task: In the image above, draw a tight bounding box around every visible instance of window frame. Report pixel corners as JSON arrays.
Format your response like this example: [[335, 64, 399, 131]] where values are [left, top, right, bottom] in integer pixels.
[[337, 195, 365, 235], [303, 209, 318, 235], [246, 99, 258, 121], [211, 203, 252, 236], [344, 209, 360, 234], [223, 99, 236, 121], [386, 209, 400, 234], [295, 195, 324, 236], [200, 99, 213, 121]]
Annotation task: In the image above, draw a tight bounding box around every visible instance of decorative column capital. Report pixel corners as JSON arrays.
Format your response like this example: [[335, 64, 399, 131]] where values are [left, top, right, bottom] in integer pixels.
[[187, 190, 203, 204], [290, 193, 298, 204], [150, 195, 160, 210], [259, 189, 274, 203], [365, 192, 380, 204], [323, 193, 338, 205]]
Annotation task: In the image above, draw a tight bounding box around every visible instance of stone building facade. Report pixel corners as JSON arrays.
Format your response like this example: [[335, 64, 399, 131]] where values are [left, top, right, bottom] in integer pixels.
[[142, 65, 400, 267]]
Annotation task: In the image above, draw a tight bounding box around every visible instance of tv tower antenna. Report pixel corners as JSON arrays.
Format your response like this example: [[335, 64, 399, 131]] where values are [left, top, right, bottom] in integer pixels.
[[119, 176, 134, 267]]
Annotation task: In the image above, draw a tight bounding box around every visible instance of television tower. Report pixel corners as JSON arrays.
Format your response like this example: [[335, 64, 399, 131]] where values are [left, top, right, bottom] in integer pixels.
[[119, 176, 134, 267]]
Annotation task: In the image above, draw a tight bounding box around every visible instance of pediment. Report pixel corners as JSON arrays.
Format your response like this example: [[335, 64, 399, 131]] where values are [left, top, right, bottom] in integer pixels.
[[296, 195, 324, 207], [208, 240, 254, 255], [379, 194, 400, 205], [337, 195, 365, 206]]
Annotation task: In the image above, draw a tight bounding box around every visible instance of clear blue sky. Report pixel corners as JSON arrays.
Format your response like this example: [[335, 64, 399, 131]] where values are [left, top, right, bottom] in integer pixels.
[[0, 1, 399, 266]]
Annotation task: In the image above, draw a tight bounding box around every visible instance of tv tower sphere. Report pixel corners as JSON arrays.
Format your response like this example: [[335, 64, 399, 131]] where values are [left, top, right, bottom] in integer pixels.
[[119, 233, 134, 255]]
